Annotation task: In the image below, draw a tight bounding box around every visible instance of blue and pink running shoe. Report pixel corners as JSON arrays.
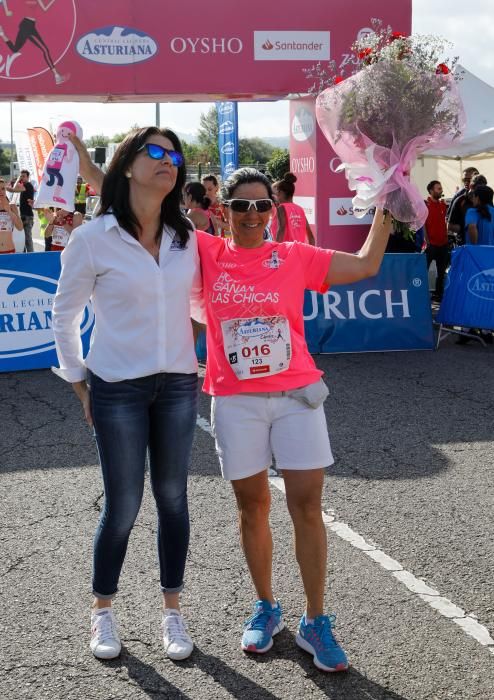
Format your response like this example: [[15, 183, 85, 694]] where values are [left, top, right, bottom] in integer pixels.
[[296, 613, 349, 672], [241, 599, 284, 653]]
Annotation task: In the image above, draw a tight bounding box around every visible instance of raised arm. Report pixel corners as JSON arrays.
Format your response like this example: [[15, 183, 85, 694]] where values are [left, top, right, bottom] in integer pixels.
[[67, 133, 104, 195], [325, 208, 393, 287]]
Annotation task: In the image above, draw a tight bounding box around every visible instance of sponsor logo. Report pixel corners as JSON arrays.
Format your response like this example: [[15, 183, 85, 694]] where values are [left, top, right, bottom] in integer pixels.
[[329, 157, 343, 173], [237, 320, 271, 338], [254, 31, 330, 61], [170, 37, 243, 54], [223, 162, 237, 175], [304, 289, 411, 321], [291, 108, 315, 142], [229, 352, 238, 364], [76, 26, 158, 65], [250, 365, 270, 374], [329, 198, 375, 226], [262, 251, 284, 269], [0, 269, 93, 358], [170, 236, 187, 250], [291, 156, 315, 174], [1, 1, 76, 80], [218, 102, 235, 116], [293, 196, 315, 225], [357, 27, 374, 42], [339, 28, 374, 70], [219, 120, 235, 135], [467, 269, 494, 300], [221, 141, 236, 156]]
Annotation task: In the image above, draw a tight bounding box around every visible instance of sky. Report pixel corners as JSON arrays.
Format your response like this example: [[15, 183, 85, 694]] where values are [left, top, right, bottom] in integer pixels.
[[0, 0, 493, 143]]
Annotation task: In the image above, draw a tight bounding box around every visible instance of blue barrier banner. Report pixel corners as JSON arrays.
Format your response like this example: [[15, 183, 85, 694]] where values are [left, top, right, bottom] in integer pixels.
[[436, 246, 494, 330], [216, 102, 239, 180], [304, 253, 434, 353], [0, 252, 94, 373]]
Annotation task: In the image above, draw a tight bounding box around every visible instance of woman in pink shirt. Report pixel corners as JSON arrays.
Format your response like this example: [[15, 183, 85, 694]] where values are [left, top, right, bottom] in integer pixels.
[[271, 172, 315, 245], [197, 167, 392, 673]]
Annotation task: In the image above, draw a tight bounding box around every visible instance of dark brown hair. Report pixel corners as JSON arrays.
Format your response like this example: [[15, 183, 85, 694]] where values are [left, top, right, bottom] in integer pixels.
[[273, 172, 297, 199], [99, 126, 192, 246]]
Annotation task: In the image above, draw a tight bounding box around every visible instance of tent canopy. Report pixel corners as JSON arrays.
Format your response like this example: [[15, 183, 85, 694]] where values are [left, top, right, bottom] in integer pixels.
[[425, 65, 494, 159]]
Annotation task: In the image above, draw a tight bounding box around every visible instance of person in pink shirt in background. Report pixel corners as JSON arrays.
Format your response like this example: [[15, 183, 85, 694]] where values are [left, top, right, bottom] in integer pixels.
[[197, 167, 392, 673], [271, 172, 315, 245]]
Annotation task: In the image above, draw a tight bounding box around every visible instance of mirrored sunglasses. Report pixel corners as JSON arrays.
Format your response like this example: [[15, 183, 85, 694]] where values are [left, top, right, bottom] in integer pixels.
[[224, 198, 273, 213], [138, 143, 184, 167]]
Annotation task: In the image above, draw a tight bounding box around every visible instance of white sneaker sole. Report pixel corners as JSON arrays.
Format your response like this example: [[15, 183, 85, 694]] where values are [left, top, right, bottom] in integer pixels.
[[242, 620, 285, 654], [90, 642, 121, 660], [164, 644, 193, 661], [295, 633, 349, 672]]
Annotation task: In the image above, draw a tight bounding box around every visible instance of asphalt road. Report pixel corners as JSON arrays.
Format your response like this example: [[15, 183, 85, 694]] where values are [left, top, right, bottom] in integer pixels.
[[1, 335, 493, 699]]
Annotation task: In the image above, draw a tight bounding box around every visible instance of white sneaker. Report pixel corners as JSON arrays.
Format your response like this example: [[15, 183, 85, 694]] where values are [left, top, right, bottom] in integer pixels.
[[53, 71, 69, 85], [161, 609, 193, 660], [90, 607, 121, 660]]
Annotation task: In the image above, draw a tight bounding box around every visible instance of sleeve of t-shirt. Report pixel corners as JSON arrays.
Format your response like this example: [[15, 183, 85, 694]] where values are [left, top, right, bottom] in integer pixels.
[[464, 208, 478, 227], [295, 242, 334, 293]]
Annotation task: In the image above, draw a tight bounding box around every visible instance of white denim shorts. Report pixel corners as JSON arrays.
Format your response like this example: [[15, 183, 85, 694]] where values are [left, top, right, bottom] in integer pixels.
[[211, 393, 334, 481]]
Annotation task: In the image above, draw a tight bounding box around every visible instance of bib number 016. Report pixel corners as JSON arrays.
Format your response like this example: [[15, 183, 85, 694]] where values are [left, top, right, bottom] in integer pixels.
[[241, 344, 270, 358]]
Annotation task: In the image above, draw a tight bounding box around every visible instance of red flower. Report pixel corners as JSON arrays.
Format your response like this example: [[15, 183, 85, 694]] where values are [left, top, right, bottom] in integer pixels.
[[390, 31, 406, 41], [358, 48, 373, 60], [436, 63, 450, 75], [334, 76, 345, 84]]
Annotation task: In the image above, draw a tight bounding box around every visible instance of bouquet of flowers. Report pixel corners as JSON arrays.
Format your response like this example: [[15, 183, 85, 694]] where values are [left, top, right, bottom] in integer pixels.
[[308, 20, 465, 231]]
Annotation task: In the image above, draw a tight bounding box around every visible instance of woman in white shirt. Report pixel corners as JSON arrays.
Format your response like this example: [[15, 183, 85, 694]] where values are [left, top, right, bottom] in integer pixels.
[[52, 127, 203, 662]]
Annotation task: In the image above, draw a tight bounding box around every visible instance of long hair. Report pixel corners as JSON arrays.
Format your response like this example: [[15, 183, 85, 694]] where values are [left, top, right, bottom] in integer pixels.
[[473, 185, 494, 221], [99, 126, 192, 246]]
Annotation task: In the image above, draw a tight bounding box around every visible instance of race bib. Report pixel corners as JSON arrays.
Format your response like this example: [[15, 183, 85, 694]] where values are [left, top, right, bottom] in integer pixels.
[[52, 224, 70, 248], [0, 212, 11, 231], [221, 316, 291, 380], [48, 148, 64, 166]]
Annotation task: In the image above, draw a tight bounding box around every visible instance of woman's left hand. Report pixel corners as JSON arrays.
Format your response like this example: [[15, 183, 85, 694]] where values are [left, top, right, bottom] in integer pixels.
[[72, 380, 93, 427]]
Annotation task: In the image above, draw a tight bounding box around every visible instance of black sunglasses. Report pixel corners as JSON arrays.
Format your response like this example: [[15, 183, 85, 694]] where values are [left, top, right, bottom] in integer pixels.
[[224, 198, 273, 213], [137, 143, 184, 167]]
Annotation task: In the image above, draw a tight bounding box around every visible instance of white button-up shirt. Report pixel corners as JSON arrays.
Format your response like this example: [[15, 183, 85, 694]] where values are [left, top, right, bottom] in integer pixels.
[[52, 213, 203, 383]]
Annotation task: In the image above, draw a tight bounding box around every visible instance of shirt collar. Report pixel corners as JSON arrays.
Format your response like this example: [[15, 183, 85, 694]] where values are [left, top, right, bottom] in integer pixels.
[[103, 213, 140, 245], [103, 213, 174, 249]]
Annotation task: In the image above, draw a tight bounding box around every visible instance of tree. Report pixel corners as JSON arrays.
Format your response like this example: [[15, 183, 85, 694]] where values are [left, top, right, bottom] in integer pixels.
[[266, 148, 290, 181], [182, 140, 206, 165], [197, 107, 219, 163], [111, 124, 141, 143], [0, 147, 13, 176], [86, 134, 109, 147], [239, 137, 274, 165]]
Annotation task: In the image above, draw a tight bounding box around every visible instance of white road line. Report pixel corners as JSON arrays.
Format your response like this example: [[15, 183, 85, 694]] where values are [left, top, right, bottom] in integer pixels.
[[196, 413, 494, 656]]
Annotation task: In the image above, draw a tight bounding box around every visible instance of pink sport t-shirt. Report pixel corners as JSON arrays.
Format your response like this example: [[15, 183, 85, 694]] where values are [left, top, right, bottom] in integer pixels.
[[270, 202, 307, 243], [197, 231, 334, 396]]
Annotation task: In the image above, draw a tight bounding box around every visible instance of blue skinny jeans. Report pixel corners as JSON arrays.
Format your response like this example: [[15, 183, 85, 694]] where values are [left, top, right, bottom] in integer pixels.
[[88, 371, 198, 599]]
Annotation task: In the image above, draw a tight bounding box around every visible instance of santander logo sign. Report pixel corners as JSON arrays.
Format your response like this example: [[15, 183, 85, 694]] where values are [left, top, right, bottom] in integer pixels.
[[254, 31, 330, 61]]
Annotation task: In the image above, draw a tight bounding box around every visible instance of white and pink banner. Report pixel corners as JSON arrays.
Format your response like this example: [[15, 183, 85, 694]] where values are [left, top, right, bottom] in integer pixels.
[[0, 1, 410, 101]]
